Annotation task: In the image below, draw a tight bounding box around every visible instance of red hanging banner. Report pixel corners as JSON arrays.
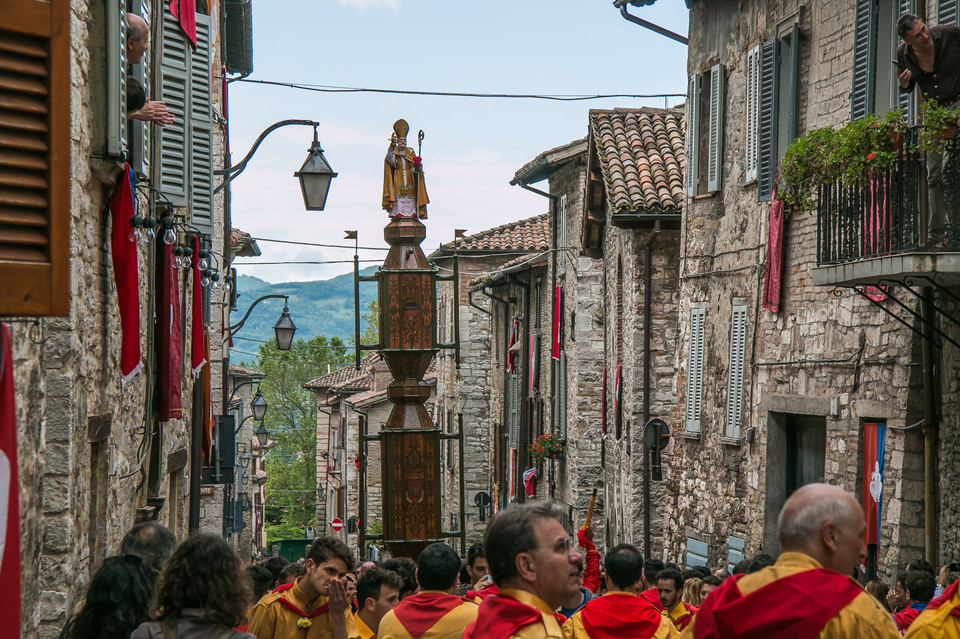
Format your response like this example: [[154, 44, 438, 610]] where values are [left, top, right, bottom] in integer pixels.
[[108, 165, 143, 384], [0, 323, 22, 633], [169, 0, 197, 49], [159, 242, 183, 420]]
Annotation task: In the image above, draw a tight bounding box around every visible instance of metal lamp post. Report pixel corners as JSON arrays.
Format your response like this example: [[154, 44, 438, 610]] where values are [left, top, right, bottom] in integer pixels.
[[228, 294, 297, 351]]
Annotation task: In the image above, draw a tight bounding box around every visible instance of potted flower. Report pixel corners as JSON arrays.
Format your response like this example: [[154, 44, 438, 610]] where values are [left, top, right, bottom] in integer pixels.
[[919, 99, 959, 153], [529, 432, 564, 462]]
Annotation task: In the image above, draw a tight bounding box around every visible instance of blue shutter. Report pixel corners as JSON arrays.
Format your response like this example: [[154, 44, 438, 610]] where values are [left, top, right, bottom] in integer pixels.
[[684, 307, 706, 433], [851, 0, 878, 121], [106, 0, 127, 157], [706, 64, 724, 193], [158, 9, 189, 205], [745, 46, 761, 182], [189, 15, 214, 235], [757, 39, 779, 202], [686, 74, 701, 197], [129, 0, 150, 176], [939, 0, 959, 25], [898, 0, 917, 121], [725, 305, 748, 439]]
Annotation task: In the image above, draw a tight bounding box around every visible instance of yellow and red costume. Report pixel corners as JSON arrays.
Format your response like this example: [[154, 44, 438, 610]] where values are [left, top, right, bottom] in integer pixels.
[[667, 602, 697, 631], [678, 553, 899, 639], [561, 591, 677, 639], [353, 613, 376, 639], [463, 588, 565, 639], [904, 579, 960, 638], [248, 578, 360, 639], [378, 590, 478, 639]]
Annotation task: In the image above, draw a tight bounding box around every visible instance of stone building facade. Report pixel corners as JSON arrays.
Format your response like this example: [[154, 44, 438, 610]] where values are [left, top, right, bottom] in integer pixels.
[[663, 0, 960, 576], [2, 1, 252, 634]]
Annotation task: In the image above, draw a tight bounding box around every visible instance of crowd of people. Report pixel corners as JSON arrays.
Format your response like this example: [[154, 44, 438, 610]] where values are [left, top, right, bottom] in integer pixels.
[[63, 483, 959, 638]]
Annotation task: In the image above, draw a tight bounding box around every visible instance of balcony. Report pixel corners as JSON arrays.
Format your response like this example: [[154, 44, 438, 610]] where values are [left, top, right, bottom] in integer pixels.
[[813, 131, 960, 289]]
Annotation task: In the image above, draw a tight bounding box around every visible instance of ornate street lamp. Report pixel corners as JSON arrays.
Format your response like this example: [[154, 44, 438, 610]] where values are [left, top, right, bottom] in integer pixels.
[[251, 388, 267, 422], [295, 127, 338, 211], [273, 301, 297, 351], [255, 422, 269, 447]]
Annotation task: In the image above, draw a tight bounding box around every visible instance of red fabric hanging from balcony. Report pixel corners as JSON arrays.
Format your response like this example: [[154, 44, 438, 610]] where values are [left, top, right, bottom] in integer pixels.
[[169, 0, 197, 49], [108, 165, 143, 384], [0, 323, 21, 632], [762, 194, 785, 313], [158, 242, 183, 420]]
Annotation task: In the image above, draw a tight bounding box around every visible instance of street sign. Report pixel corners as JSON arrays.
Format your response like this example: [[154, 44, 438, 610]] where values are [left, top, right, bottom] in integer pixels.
[[331, 517, 344, 532], [305, 526, 315, 540], [643, 419, 671, 482]]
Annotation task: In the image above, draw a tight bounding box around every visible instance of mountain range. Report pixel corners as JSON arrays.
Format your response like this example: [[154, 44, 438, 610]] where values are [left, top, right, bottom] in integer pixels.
[[230, 267, 378, 362]]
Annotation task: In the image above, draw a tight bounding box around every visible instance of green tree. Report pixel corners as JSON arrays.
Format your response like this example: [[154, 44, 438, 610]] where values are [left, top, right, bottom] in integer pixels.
[[360, 299, 379, 347], [257, 334, 349, 543]]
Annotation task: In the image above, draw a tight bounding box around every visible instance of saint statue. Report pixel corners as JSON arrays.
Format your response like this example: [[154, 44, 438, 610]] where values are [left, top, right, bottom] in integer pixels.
[[383, 119, 429, 219]]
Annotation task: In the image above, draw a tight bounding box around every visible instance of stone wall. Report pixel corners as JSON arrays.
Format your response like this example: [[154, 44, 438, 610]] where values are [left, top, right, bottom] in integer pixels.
[[666, 0, 931, 575]]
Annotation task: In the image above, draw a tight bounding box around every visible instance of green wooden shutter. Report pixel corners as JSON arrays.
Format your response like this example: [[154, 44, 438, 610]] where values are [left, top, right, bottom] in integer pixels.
[[745, 46, 761, 183], [684, 307, 706, 433], [939, 0, 959, 25], [725, 305, 748, 439], [189, 14, 214, 234], [106, 0, 126, 157], [706, 64, 724, 193], [686, 74, 700, 197], [157, 9, 188, 205], [757, 39, 779, 202], [128, 0, 150, 176], [898, 0, 917, 120], [851, 0, 878, 121]]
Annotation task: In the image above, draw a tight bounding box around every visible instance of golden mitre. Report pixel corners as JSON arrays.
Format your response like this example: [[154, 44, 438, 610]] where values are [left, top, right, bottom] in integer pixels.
[[393, 119, 410, 139]]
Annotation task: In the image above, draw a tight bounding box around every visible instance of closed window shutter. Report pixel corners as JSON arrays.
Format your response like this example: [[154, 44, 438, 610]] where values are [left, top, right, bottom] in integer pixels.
[[757, 39, 779, 202], [897, 0, 917, 120], [508, 373, 518, 448], [939, 0, 959, 26], [129, 0, 150, 177], [744, 46, 760, 183], [0, 1, 71, 316], [851, 0, 878, 121], [559, 351, 567, 439], [189, 15, 214, 234], [157, 9, 188, 205], [786, 24, 800, 147], [558, 193, 567, 274], [106, 0, 126, 157], [707, 64, 724, 193], [684, 308, 706, 432], [725, 305, 748, 439], [686, 74, 700, 197]]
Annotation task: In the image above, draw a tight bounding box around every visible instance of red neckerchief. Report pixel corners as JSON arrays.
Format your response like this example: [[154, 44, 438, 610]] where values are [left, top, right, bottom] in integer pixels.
[[670, 602, 696, 630], [692, 569, 862, 639], [464, 584, 499, 602], [927, 580, 960, 618], [392, 591, 464, 639], [462, 592, 563, 639], [274, 583, 330, 619], [580, 593, 663, 639], [640, 588, 664, 611]]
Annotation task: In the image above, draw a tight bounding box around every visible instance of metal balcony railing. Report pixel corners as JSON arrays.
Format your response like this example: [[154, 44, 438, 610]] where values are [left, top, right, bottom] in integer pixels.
[[817, 128, 926, 265]]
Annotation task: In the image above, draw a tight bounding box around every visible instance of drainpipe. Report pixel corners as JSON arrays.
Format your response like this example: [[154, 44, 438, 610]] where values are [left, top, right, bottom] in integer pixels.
[[920, 287, 938, 563], [615, 1, 689, 46], [468, 290, 492, 317], [641, 220, 661, 558]]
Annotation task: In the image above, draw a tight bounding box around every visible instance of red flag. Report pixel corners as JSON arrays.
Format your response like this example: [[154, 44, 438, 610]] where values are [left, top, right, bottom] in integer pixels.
[[522, 468, 537, 498], [528, 334, 539, 391], [108, 166, 142, 385], [507, 318, 518, 374], [614, 364, 623, 439], [169, 0, 197, 49], [159, 243, 183, 420], [191, 236, 205, 379], [762, 194, 785, 313], [551, 286, 564, 359], [601, 366, 607, 436], [0, 323, 22, 632]]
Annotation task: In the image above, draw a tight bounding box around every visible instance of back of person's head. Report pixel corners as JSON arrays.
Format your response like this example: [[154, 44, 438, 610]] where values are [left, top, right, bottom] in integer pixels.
[[68, 555, 154, 639], [467, 542, 485, 568], [683, 577, 702, 606], [278, 562, 306, 585], [865, 579, 889, 604], [945, 562, 960, 586], [657, 566, 684, 591], [246, 565, 273, 601], [458, 561, 470, 586], [693, 565, 711, 579], [604, 544, 643, 591], [357, 566, 404, 610], [731, 559, 750, 575], [906, 570, 936, 603], [126, 77, 146, 113], [642, 558, 665, 584], [907, 559, 936, 576], [307, 536, 355, 572], [119, 521, 177, 575], [484, 501, 564, 585], [417, 543, 461, 591], [701, 575, 722, 588], [153, 533, 252, 627], [261, 556, 289, 585], [681, 567, 700, 582], [777, 483, 862, 573], [747, 554, 776, 573], [381, 556, 418, 598]]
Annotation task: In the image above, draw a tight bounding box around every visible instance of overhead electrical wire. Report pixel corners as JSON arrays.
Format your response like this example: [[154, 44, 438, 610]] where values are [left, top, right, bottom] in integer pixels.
[[234, 78, 687, 102], [250, 236, 388, 251]]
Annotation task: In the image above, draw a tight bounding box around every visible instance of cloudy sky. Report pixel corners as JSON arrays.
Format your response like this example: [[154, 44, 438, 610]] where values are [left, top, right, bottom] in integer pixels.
[[227, 0, 690, 283]]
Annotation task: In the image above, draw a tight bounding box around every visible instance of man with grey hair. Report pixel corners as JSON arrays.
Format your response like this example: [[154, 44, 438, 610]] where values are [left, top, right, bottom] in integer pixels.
[[679, 483, 898, 638], [463, 501, 582, 639], [119, 520, 177, 575], [124, 12, 175, 126]]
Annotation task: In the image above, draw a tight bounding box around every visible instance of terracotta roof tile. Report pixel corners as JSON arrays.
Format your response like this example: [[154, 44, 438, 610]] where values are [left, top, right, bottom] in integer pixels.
[[303, 354, 379, 391], [434, 213, 550, 255], [589, 107, 685, 213]]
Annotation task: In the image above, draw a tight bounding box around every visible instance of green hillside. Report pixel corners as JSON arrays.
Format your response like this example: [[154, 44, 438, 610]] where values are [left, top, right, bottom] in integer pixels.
[[230, 267, 378, 361]]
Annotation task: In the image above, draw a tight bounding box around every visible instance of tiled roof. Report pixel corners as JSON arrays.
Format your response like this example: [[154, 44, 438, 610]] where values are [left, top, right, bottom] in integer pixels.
[[432, 213, 549, 256], [468, 252, 549, 289], [303, 354, 379, 391], [511, 138, 588, 186], [590, 107, 685, 213], [229, 364, 265, 379]]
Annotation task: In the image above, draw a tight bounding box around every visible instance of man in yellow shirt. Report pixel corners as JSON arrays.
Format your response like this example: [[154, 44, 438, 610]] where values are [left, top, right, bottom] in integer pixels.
[[680, 483, 899, 639], [904, 577, 960, 638], [562, 543, 676, 639], [463, 501, 583, 639], [249, 536, 359, 639], [353, 566, 403, 639], [657, 567, 696, 631], [379, 543, 479, 639]]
